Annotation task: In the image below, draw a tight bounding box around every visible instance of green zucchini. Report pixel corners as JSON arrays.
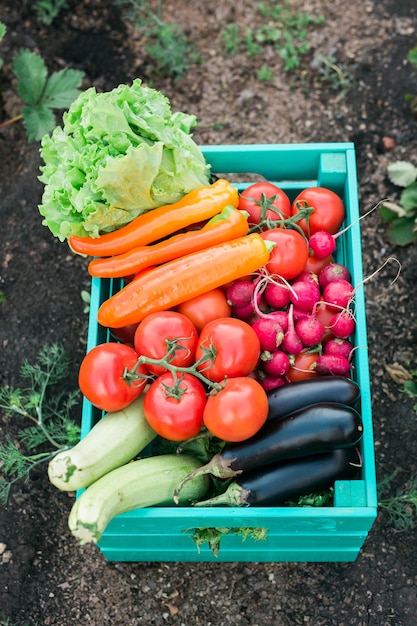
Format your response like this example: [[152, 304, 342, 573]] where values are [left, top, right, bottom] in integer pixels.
[[68, 454, 210, 544], [48, 395, 157, 492]]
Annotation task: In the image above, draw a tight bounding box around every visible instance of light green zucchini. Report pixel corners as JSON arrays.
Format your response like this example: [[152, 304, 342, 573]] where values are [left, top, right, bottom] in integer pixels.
[[48, 395, 156, 492], [68, 454, 210, 544]]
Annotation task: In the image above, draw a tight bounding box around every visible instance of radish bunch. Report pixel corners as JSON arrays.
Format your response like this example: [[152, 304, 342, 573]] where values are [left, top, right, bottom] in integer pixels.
[[226, 260, 356, 390]]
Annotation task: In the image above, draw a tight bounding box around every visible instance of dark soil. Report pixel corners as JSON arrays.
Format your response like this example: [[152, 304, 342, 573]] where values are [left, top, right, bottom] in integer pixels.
[[1, 1, 417, 624]]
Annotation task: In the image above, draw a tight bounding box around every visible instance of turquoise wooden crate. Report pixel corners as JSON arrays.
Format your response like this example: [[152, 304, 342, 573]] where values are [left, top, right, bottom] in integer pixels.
[[80, 143, 377, 562]]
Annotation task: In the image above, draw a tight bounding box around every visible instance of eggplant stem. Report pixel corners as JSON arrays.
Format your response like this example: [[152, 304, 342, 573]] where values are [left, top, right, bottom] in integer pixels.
[[173, 452, 240, 504], [194, 481, 249, 507]]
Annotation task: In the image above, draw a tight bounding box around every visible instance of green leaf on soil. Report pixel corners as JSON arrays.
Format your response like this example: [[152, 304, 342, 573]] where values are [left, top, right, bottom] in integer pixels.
[[22, 104, 56, 142], [386, 216, 417, 246], [13, 49, 48, 106], [400, 182, 417, 211], [387, 161, 417, 188]]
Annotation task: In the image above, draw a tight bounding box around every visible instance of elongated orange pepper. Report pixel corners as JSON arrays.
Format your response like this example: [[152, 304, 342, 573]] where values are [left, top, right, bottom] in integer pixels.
[[97, 234, 273, 328], [69, 179, 238, 257], [88, 206, 249, 279]]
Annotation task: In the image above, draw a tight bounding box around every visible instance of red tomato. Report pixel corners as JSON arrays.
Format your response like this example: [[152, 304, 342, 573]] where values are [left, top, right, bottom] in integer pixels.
[[261, 228, 309, 280], [143, 372, 206, 441], [195, 318, 260, 382], [176, 289, 232, 333], [304, 254, 333, 275], [238, 182, 291, 227], [287, 351, 319, 382], [314, 300, 336, 345], [134, 311, 198, 376], [203, 377, 268, 442], [291, 187, 345, 236], [78, 343, 147, 412]]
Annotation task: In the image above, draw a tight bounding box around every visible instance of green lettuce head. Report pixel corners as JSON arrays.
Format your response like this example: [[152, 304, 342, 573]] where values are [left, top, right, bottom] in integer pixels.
[[38, 79, 211, 240]]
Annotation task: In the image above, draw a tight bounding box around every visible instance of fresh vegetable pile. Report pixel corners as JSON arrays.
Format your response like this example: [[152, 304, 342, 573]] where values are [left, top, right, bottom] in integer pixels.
[[41, 82, 365, 550]]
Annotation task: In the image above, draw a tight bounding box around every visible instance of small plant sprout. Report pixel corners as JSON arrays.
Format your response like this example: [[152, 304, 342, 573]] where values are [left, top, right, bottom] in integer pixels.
[[380, 160, 417, 246], [34, 0, 69, 25], [0, 345, 80, 504], [378, 470, 417, 531], [0, 48, 84, 141]]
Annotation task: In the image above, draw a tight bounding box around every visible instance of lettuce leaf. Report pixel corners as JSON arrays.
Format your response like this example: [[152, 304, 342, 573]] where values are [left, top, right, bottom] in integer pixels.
[[38, 79, 211, 240]]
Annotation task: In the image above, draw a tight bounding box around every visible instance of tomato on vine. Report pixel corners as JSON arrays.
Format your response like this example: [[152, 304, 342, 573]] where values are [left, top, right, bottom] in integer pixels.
[[78, 343, 148, 412], [291, 187, 345, 236], [195, 317, 260, 382], [238, 182, 291, 227], [143, 372, 207, 441], [134, 311, 198, 376]]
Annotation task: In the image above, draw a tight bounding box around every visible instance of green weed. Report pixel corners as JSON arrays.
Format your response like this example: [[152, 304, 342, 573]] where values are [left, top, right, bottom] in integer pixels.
[[114, 0, 198, 79], [34, 0, 69, 25], [0, 25, 84, 142], [221, 0, 325, 77], [380, 161, 417, 246], [0, 345, 80, 505]]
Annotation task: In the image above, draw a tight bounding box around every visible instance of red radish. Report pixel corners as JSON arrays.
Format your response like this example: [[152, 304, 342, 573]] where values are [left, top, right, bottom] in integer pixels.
[[266, 310, 289, 332], [324, 338, 353, 360], [252, 318, 284, 352], [330, 310, 356, 339], [295, 317, 325, 347], [308, 230, 336, 259], [315, 354, 352, 376], [232, 301, 256, 320], [323, 279, 354, 311], [261, 350, 290, 377], [296, 271, 320, 285], [281, 305, 303, 355], [226, 280, 255, 307], [289, 279, 321, 312], [292, 307, 311, 322], [319, 263, 352, 289], [264, 281, 291, 309], [258, 374, 287, 391]]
